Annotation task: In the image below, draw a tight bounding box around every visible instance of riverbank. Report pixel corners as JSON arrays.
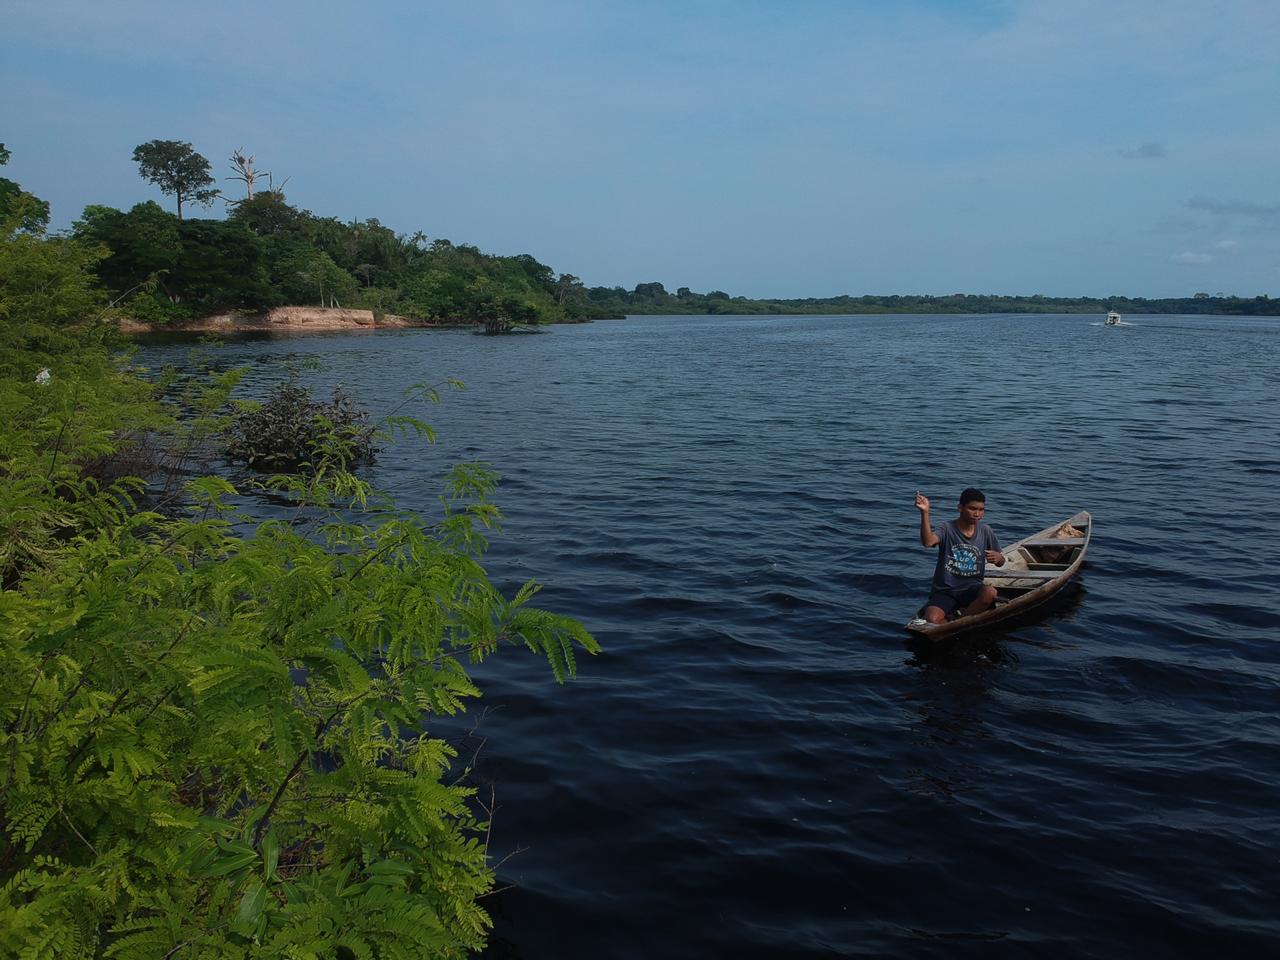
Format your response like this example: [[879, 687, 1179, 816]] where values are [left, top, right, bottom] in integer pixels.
[[116, 306, 453, 336]]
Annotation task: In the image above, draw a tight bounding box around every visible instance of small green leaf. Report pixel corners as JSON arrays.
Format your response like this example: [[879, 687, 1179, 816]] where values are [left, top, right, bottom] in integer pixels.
[[368, 859, 416, 880], [234, 879, 268, 935], [240, 804, 269, 839], [200, 851, 258, 877], [200, 839, 259, 876], [262, 829, 279, 880]]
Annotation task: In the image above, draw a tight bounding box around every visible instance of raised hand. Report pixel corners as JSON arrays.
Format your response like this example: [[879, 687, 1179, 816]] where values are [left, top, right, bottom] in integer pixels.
[[915, 491, 930, 513]]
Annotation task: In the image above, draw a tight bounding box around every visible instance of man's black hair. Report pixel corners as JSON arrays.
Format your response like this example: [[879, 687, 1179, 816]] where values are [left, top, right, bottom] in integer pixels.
[[959, 487, 986, 505]]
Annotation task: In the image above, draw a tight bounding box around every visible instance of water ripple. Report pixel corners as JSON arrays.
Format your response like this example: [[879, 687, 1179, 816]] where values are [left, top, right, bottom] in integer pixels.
[[136, 313, 1280, 959]]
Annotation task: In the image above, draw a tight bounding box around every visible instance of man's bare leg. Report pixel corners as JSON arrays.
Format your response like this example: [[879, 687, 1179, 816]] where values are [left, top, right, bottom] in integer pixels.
[[959, 585, 998, 618]]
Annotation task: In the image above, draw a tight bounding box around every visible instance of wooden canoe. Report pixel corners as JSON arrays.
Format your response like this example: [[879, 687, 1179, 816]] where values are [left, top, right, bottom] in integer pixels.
[[904, 511, 1092, 641]]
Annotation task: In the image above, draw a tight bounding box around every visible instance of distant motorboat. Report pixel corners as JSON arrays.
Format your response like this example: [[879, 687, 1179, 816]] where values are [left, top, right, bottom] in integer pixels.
[[1105, 311, 1122, 326]]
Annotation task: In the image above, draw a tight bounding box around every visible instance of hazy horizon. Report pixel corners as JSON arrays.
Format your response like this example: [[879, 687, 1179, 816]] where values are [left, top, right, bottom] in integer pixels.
[[4, 0, 1277, 300]]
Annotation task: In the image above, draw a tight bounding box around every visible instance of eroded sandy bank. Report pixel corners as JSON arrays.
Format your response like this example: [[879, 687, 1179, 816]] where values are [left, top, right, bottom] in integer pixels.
[[117, 306, 454, 336]]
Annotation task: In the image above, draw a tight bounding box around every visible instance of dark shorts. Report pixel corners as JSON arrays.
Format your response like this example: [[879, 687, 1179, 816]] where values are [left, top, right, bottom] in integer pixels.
[[926, 584, 984, 616]]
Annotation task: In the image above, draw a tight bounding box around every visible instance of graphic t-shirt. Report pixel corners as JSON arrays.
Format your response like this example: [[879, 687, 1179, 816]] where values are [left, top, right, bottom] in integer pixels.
[[932, 520, 1001, 591]]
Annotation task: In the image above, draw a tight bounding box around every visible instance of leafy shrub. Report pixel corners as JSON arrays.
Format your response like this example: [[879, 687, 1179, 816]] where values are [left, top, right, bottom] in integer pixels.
[[226, 382, 375, 471], [121, 291, 201, 325], [2, 458, 598, 959], [3, 214, 598, 957]]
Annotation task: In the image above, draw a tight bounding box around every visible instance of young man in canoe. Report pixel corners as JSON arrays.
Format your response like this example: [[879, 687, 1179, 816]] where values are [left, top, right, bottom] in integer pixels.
[[914, 487, 1006, 624]]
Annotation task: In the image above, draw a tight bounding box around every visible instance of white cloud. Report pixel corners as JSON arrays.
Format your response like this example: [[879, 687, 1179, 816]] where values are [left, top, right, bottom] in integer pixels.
[[1188, 196, 1280, 227], [1215, 239, 1239, 249], [1170, 252, 1213, 264], [1121, 142, 1167, 159]]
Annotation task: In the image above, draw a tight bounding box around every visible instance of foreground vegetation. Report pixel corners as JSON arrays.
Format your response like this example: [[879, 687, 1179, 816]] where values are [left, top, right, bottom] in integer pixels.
[[1, 145, 598, 957]]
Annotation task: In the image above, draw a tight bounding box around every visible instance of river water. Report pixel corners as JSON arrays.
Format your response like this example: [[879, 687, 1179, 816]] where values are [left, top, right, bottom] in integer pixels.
[[136, 314, 1280, 958]]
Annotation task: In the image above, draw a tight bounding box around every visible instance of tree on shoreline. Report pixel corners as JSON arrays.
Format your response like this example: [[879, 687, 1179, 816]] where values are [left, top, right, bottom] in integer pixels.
[[132, 139, 219, 220], [227, 149, 268, 203], [0, 143, 51, 233]]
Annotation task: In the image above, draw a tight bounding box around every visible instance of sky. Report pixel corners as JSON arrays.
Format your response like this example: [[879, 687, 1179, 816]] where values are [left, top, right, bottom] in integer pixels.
[[3, 0, 1278, 299]]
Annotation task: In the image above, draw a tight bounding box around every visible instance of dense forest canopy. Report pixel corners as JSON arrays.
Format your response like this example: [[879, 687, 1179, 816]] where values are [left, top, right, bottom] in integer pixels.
[[75, 196, 609, 327]]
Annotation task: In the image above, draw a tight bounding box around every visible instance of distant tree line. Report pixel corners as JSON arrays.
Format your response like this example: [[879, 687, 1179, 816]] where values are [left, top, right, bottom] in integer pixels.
[[73, 140, 614, 328], [15, 138, 1279, 326], [582, 282, 1280, 317]]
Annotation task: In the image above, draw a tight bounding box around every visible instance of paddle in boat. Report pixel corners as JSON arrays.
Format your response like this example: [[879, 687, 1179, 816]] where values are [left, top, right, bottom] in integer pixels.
[[905, 511, 1092, 641]]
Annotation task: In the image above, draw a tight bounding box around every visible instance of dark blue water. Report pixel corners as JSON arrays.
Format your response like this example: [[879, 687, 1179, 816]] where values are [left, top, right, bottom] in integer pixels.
[[136, 314, 1280, 958]]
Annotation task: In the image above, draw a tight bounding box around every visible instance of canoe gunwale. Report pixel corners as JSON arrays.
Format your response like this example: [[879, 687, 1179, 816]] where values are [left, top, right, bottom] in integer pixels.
[[903, 510, 1092, 641]]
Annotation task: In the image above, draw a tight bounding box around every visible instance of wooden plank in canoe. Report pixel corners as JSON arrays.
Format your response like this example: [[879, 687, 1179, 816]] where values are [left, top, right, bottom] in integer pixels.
[[984, 569, 1063, 580], [1018, 537, 1085, 547]]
